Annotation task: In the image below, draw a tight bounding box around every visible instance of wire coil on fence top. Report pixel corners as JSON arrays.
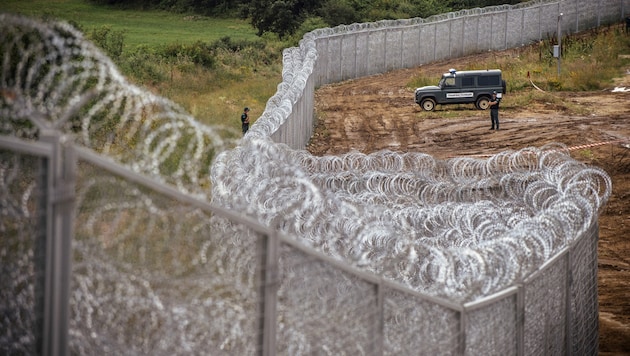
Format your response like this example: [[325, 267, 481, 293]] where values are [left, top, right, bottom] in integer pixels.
[[1, 9, 615, 355], [0, 13, 611, 301], [212, 136, 610, 301]]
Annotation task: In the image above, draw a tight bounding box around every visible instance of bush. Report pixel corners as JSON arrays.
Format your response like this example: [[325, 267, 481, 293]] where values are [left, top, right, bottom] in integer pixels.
[[546, 78, 562, 91], [88, 25, 125, 60], [119, 45, 167, 83], [161, 41, 216, 68]]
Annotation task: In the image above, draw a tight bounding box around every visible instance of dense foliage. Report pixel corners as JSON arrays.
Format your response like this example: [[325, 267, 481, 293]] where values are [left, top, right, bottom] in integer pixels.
[[89, 0, 524, 38]]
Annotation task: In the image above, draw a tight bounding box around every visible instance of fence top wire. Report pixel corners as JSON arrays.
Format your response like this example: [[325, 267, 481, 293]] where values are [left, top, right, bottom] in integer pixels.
[[0, 6, 612, 304]]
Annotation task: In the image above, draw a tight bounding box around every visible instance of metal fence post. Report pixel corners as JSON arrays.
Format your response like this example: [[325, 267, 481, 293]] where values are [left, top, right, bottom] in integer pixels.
[[516, 285, 525, 356], [34, 141, 51, 356], [574, 0, 579, 32], [39, 130, 75, 356], [374, 281, 385, 356], [259, 231, 279, 356], [565, 250, 573, 356], [458, 309, 467, 355]]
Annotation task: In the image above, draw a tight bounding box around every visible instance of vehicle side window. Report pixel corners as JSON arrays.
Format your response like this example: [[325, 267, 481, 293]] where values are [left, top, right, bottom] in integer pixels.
[[443, 77, 455, 87], [478, 75, 500, 86], [461, 77, 475, 87]]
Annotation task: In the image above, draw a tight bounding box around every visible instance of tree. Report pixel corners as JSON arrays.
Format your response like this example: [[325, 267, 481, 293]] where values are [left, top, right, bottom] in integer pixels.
[[317, 0, 360, 27], [245, 0, 325, 38]]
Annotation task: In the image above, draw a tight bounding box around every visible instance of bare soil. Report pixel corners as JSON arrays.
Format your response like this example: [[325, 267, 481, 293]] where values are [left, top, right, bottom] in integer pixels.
[[307, 52, 630, 354]]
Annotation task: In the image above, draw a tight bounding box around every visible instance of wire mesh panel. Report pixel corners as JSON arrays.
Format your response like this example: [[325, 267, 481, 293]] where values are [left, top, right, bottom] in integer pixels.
[[340, 34, 357, 81], [578, 0, 600, 30], [506, 9, 526, 48], [600, 0, 624, 24], [523, 252, 568, 355], [462, 15, 481, 54], [464, 294, 518, 356], [0, 146, 48, 355], [276, 242, 379, 355], [475, 14, 495, 53], [522, 5, 544, 43], [367, 30, 387, 76], [401, 26, 421, 69], [433, 21, 453, 62], [383, 288, 461, 355], [354, 31, 371, 79], [540, 3, 562, 37], [561, 0, 580, 34], [327, 36, 343, 84], [69, 159, 263, 355], [419, 23, 437, 64], [490, 11, 509, 51], [568, 226, 600, 355], [447, 18, 464, 59], [385, 27, 404, 72]]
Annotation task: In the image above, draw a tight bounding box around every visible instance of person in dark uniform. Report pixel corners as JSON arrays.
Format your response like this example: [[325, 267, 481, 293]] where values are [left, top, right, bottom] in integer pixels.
[[241, 107, 250, 135], [488, 91, 500, 130]]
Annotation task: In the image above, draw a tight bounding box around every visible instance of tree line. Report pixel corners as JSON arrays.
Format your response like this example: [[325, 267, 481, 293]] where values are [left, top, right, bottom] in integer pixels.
[[89, 0, 524, 38]]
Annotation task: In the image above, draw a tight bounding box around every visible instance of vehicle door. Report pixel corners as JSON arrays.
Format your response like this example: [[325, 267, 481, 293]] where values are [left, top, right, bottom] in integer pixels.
[[457, 76, 476, 103], [441, 76, 471, 103]]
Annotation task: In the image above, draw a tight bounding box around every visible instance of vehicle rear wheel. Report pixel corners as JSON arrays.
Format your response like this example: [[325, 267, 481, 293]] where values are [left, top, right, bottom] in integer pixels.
[[476, 96, 490, 110], [420, 98, 436, 111]]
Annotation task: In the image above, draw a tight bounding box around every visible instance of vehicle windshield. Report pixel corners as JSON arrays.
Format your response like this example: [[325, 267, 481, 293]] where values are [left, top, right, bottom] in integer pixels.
[[439, 76, 455, 88]]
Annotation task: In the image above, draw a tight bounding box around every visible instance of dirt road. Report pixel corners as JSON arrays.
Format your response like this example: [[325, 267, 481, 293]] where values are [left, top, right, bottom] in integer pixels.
[[307, 55, 630, 354]]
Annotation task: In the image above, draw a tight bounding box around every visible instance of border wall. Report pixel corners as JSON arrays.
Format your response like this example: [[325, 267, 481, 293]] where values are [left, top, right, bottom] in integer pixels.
[[0, 0, 622, 354], [249, 0, 629, 149]]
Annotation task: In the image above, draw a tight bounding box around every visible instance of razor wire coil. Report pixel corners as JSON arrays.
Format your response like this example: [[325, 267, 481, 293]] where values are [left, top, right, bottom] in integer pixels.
[[1, 9, 615, 355]]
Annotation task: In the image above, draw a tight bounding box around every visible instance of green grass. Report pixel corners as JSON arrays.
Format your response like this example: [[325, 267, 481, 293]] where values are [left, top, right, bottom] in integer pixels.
[[1, 0, 281, 135], [0, 0, 258, 50]]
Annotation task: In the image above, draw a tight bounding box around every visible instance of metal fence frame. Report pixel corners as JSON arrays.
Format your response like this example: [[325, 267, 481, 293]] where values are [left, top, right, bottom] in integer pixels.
[[3, 0, 617, 353], [1, 130, 600, 355]]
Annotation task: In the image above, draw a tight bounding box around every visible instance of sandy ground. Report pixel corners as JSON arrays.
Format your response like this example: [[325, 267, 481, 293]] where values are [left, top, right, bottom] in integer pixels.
[[307, 54, 630, 354]]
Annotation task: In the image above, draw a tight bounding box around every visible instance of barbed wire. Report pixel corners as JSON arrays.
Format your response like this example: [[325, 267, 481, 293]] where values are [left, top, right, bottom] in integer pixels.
[[1, 12, 613, 354], [1, 10, 613, 302], [0, 13, 239, 199], [212, 134, 611, 301]]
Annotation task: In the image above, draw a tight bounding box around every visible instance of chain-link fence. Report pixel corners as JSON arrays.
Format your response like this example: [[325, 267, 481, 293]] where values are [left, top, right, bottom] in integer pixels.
[[1, 0, 620, 354]]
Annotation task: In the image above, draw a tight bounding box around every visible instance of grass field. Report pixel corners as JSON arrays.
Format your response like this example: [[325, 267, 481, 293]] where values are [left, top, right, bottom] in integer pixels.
[[0, 0, 258, 49], [1, 0, 282, 134]]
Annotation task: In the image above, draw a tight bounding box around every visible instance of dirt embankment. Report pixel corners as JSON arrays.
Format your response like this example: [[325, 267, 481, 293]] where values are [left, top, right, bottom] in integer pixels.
[[307, 53, 630, 354]]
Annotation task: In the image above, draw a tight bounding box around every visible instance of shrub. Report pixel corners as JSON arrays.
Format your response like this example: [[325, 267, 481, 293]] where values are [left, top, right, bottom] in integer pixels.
[[88, 25, 125, 60], [120, 45, 167, 84], [161, 41, 216, 69]]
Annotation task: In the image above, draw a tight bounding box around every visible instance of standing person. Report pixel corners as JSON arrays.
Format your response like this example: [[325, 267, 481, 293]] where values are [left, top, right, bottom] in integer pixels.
[[489, 91, 500, 130], [241, 107, 250, 135]]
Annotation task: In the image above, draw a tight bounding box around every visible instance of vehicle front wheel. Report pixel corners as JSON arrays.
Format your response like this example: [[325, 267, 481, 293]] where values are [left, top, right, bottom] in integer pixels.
[[420, 98, 436, 111], [476, 96, 490, 110]]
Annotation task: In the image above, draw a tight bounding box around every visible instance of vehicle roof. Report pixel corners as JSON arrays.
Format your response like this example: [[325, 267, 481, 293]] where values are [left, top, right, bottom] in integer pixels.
[[442, 69, 501, 77]]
